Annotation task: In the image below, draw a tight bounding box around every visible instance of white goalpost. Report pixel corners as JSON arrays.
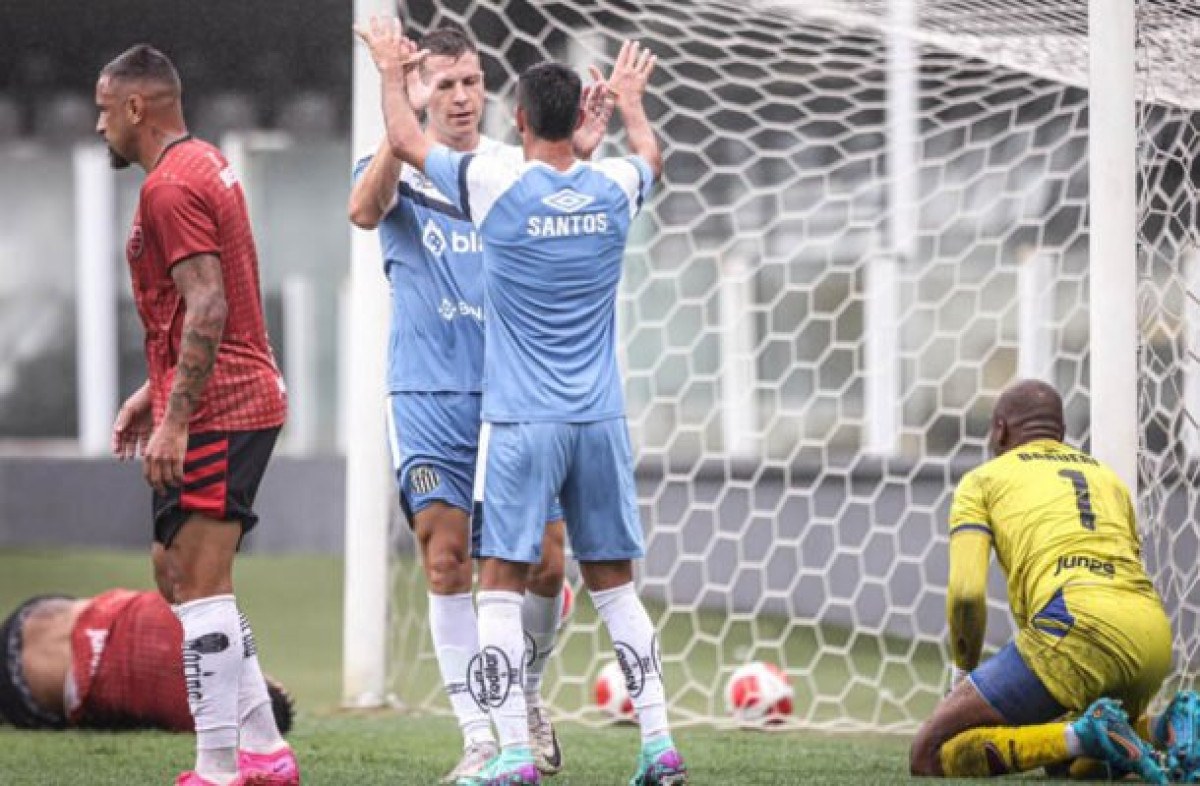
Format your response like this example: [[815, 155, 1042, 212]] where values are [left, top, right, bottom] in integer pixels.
[[343, 0, 1200, 728]]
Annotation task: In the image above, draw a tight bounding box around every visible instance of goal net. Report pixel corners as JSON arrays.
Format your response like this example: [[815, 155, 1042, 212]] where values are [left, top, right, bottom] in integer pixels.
[[373, 0, 1200, 731]]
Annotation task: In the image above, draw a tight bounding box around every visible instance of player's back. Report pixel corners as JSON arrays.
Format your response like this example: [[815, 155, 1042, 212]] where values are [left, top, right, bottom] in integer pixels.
[[952, 439, 1159, 628], [476, 158, 649, 422], [69, 590, 191, 730]]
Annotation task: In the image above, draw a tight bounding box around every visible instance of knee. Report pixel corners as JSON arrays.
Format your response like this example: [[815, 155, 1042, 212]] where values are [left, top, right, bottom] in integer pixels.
[[527, 555, 565, 596], [425, 544, 472, 594], [909, 723, 944, 777]]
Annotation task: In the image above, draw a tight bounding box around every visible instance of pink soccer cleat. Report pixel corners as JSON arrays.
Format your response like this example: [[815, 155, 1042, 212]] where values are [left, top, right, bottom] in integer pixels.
[[239, 746, 301, 786]]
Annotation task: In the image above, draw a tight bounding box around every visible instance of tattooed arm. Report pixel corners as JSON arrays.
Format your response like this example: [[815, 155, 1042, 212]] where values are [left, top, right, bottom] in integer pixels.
[[142, 254, 227, 493]]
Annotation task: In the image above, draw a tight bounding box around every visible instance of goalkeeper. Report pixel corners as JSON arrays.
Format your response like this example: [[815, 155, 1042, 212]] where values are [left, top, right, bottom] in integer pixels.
[[910, 379, 1199, 783], [0, 587, 294, 737]]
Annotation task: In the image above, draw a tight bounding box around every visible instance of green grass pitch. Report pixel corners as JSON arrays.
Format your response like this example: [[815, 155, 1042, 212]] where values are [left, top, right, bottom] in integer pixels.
[[0, 550, 1071, 785]]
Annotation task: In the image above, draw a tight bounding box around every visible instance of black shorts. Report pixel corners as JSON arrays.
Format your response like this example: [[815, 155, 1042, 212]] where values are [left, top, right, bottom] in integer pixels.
[[0, 595, 73, 729], [153, 427, 280, 546]]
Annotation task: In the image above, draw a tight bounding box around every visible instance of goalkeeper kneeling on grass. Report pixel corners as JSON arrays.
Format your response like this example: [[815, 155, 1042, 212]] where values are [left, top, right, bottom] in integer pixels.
[[910, 379, 1200, 784]]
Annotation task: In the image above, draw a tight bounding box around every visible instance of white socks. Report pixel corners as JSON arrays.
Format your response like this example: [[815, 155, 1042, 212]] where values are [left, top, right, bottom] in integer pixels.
[[591, 582, 670, 744], [429, 592, 494, 747], [175, 595, 242, 783], [237, 610, 286, 754], [476, 591, 530, 750], [521, 590, 561, 706]]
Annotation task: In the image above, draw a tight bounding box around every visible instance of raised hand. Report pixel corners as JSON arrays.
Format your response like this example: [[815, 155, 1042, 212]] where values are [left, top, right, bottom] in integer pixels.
[[607, 40, 657, 107], [573, 65, 617, 159], [353, 15, 426, 77]]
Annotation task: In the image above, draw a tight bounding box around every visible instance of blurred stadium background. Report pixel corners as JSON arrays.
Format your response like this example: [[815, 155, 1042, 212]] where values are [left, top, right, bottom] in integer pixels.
[[2, 0, 1199, 762]]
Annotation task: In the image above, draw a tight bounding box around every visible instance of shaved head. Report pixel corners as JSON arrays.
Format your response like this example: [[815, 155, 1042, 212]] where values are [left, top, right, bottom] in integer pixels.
[[100, 44, 181, 96], [989, 379, 1066, 455]]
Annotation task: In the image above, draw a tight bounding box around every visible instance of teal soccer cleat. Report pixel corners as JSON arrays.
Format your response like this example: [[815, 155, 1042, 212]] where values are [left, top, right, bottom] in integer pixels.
[[1072, 697, 1166, 785], [628, 737, 688, 786], [1155, 689, 1200, 783], [455, 747, 540, 786]]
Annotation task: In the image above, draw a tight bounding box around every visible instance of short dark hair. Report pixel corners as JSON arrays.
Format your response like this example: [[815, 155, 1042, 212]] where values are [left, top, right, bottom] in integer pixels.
[[420, 24, 477, 60], [101, 44, 181, 93], [517, 63, 581, 141]]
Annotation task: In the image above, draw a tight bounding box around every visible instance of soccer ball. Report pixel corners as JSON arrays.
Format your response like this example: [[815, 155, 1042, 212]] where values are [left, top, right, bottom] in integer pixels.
[[725, 661, 794, 725], [558, 582, 574, 628], [593, 660, 635, 721]]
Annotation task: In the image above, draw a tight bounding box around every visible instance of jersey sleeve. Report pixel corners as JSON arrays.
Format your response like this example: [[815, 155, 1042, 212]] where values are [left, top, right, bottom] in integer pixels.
[[948, 470, 992, 538], [426, 143, 521, 226], [141, 182, 220, 268], [594, 156, 655, 219], [946, 469, 992, 671]]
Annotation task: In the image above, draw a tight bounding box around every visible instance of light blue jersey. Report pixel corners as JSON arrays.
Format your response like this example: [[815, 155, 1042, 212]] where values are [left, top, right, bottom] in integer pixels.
[[424, 146, 654, 422], [353, 137, 521, 393]]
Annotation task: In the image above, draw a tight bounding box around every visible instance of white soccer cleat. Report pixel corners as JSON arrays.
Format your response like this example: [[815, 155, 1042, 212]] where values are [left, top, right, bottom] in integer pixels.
[[528, 703, 564, 775], [442, 741, 500, 784]]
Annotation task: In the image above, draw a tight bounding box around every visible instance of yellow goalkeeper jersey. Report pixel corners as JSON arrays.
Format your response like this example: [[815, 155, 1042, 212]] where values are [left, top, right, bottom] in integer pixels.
[[948, 438, 1159, 630]]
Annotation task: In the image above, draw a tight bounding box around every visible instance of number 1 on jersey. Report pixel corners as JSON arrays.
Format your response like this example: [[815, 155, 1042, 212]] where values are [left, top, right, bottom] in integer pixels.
[[1059, 469, 1096, 530]]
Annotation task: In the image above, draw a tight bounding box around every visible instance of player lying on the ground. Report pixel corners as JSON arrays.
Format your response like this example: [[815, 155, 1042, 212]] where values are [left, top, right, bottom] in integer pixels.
[[0, 589, 294, 735], [910, 379, 1200, 784], [347, 19, 608, 782]]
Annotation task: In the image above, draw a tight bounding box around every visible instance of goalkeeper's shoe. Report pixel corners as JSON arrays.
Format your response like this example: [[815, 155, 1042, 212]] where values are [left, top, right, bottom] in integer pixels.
[[1154, 689, 1200, 783], [528, 703, 564, 775], [455, 746, 540, 786], [1071, 698, 1166, 785], [628, 737, 688, 786], [238, 745, 301, 785]]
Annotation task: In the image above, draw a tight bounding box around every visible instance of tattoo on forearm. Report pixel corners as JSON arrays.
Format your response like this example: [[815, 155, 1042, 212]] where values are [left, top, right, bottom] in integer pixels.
[[166, 303, 224, 424]]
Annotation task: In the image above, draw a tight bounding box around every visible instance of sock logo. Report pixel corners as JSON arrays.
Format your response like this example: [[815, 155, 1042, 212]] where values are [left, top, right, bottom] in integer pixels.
[[614, 641, 647, 699], [181, 632, 229, 704], [186, 632, 231, 655], [239, 613, 258, 659], [524, 631, 537, 668], [468, 646, 520, 709]]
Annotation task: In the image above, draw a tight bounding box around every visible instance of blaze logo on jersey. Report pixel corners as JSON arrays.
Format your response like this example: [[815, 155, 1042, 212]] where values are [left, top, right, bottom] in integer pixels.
[[422, 220, 448, 256], [541, 188, 595, 213]]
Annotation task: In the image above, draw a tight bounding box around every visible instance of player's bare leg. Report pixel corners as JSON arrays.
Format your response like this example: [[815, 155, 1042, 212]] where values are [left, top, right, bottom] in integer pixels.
[[415, 502, 497, 782], [164, 515, 244, 785], [166, 516, 297, 786], [524, 521, 567, 775], [580, 560, 686, 786]]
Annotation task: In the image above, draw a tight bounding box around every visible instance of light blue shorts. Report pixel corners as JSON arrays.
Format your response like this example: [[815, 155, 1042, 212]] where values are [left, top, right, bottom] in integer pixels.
[[476, 418, 643, 564], [387, 393, 563, 536]]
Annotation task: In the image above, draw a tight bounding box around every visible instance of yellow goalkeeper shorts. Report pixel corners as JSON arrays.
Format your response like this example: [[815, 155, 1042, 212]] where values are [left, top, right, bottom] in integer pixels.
[[1016, 584, 1172, 719]]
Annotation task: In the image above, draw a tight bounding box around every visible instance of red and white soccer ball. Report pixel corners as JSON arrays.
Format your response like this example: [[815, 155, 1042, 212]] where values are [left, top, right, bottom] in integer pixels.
[[594, 660, 635, 722], [725, 661, 794, 725], [558, 582, 574, 629]]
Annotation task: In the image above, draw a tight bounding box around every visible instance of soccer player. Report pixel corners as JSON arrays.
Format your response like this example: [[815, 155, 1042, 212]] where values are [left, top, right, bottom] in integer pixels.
[[909, 379, 1200, 784], [357, 18, 687, 786], [95, 45, 298, 786], [0, 588, 294, 736], [347, 23, 610, 782]]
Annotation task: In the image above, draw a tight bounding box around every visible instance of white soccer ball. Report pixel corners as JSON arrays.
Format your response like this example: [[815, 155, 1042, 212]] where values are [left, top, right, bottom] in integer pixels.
[[593, 660, 635, 722], [725, 661, 794, 725]]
